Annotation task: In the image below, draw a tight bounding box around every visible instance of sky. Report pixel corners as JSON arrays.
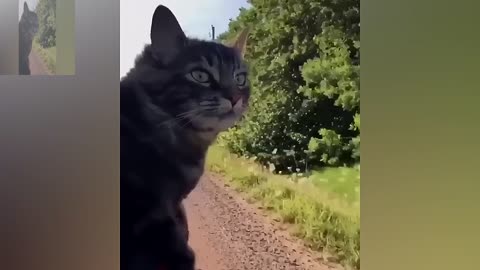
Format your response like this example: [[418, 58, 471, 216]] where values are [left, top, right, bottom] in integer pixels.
[[120, 0, 250, 77]]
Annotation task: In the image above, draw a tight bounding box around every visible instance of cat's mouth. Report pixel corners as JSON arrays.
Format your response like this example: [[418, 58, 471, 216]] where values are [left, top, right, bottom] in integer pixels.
[[182, 97, 246, 133], [219, 110, 236, 119], [186, 110, 240, 133]]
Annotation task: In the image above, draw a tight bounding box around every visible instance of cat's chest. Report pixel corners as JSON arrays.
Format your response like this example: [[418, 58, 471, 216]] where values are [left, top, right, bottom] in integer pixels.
[[175, 160, 205, 194]]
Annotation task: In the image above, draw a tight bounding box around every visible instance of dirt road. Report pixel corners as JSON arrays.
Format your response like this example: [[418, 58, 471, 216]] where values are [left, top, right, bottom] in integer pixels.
[[29, 51, 50, 75], [185, 174, 343, 270]]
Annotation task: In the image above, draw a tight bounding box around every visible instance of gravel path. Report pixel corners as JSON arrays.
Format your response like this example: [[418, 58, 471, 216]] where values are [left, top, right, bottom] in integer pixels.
[[29, 51, 50, 75], [184, 174, 343, 270]]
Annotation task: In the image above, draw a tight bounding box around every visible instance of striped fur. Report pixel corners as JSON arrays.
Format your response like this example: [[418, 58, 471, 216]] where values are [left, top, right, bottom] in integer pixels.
[[120, 5, 249, 270], [19, 2, 38, 75]]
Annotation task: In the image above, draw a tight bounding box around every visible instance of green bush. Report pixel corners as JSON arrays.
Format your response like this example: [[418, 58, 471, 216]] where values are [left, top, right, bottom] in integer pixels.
[[219, 0, 360, 170], [35, 0, 56, 48]]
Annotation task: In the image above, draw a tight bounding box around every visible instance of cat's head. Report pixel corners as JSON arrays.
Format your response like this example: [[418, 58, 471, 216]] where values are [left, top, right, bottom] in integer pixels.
[[142, 5, 250, 137], [22, 2, 39, 36]]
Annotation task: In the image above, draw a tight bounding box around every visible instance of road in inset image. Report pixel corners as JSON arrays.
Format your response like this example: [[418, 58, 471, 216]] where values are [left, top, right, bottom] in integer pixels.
[[29, 51, 50, 75]]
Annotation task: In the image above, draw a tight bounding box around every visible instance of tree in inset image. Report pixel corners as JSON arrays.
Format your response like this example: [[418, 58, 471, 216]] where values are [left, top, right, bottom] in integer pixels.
[[36, 0, 56, 48]]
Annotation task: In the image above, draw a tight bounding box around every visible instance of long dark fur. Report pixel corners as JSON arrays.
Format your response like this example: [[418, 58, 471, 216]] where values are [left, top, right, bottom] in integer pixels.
[[121, 5, 249, 270], [19, 2, 38, 75]]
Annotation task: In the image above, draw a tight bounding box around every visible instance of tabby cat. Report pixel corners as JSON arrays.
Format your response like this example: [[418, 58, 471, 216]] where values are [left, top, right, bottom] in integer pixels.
[[19, 2, 39, 75], [120, 5, 249, 270]]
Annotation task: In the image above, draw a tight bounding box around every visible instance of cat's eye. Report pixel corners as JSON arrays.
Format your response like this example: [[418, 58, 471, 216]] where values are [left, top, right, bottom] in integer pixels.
[[190, 70, 210, 84], [235, 73, 247, 86]]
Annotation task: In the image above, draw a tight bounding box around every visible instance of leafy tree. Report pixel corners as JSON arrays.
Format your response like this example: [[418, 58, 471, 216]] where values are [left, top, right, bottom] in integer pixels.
[[35, 0, 56, 48], [220, 0, 360, 170]]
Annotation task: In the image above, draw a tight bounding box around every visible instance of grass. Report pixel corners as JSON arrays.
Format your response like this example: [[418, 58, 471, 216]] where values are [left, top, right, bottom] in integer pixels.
[[309, 166, 360, 204], [32, 39, 56, 74], [206, 144, 360, 270]]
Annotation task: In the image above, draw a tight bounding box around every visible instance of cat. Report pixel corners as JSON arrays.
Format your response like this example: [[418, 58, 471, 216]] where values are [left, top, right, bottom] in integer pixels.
[[120, 5, 249, 270], [19, 2, 39, 75]]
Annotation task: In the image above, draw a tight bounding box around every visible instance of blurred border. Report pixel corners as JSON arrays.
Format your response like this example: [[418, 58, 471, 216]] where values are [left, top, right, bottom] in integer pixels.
[[0, 0, 119, 269], [362, 0, 479, 270], [0, 0, 19, 74]]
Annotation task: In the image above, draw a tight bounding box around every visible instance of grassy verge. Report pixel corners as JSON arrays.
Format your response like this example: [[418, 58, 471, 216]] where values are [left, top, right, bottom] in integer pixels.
[[309, 166, 361, 204], [206, 144, 360, 270], [32, 40, 56, 74]]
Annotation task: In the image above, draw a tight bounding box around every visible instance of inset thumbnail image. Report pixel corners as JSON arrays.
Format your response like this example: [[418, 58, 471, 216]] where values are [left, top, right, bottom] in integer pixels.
[[19, 0, 75, 75]]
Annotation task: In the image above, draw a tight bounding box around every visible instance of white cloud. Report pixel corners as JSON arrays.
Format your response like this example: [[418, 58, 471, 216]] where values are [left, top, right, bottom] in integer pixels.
[[120, 0, 250, 77]]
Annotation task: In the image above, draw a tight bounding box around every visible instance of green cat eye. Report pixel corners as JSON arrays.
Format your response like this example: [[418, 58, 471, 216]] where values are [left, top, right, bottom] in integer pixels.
[[235, 73, 247, 86], [190, 70, 210, 84]]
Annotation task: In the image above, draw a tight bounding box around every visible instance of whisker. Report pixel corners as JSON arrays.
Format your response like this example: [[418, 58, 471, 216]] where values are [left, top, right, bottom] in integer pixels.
[[175, 109, 202, 118], [153, 105, 219, 130], [200, 105, 219, 111], [155, 110, 200, 128], [178, 114, 197, 129]]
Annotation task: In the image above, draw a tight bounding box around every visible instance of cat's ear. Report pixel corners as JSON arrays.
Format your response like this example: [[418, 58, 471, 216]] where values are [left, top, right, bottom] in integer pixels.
[[150, 5, 186, 63], [227, 28, 250, 59], [24, 2, 29, 12]]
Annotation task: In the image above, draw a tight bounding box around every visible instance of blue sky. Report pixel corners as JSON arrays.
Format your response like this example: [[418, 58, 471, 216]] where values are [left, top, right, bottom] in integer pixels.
[[120, 0, 250, 77]]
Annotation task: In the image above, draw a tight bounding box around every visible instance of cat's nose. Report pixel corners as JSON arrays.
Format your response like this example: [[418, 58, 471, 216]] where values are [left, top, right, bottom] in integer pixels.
[[228, 93, 242, 105]]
